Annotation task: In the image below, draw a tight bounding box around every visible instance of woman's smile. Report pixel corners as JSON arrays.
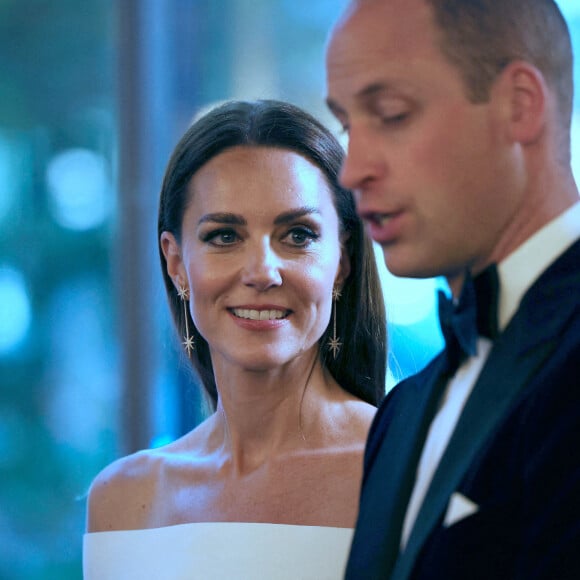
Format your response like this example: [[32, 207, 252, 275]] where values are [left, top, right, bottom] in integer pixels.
[[229, 307, 291, 321]]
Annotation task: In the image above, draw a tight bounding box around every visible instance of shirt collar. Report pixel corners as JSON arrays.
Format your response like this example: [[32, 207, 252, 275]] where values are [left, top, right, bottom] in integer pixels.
[[497, 201, 580, 331]]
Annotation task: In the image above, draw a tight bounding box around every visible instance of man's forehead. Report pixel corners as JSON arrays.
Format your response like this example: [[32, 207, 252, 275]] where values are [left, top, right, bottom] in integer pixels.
[[326, 0, 437, 80], [328, 0, 433, 52]]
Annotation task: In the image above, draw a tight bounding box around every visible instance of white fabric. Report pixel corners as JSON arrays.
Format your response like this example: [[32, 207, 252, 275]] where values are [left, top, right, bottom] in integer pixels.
[[498, 201, 580, 330], [401, 201, 580, 550], [83, 522, 354, 580], [401, 339, 492, 547], [443, 492, 480, 528]]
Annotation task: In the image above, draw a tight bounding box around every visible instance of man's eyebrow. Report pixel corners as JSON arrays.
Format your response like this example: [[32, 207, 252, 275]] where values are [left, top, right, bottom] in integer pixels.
[[326, 82, 395, 116], [325, 97, 346, 118], [274, 207, 321, 225], [358, 82, 395, 102], [198, 213, 246, 226]]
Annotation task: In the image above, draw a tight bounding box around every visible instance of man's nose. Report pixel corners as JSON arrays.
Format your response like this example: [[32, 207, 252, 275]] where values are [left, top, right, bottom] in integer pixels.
[[240, 239, 283, 291], [339, 127, 385, 192]]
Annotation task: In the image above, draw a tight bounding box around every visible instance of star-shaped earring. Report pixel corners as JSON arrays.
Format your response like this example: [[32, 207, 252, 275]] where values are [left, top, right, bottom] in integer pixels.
[[177, 285, 189, 301], [328, 285, 342, 359], [327, 335, 342, 359], [183, 335, 195, 355], [177, 284, 194, 355]]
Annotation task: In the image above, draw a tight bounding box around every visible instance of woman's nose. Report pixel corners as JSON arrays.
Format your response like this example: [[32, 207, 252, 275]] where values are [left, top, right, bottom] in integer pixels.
[[240, 239, 283, 291]]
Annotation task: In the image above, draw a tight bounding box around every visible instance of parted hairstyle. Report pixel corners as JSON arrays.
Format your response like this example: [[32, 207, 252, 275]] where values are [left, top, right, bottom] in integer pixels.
[[158, 99, 387, 411], [424, 0, 573, 162]]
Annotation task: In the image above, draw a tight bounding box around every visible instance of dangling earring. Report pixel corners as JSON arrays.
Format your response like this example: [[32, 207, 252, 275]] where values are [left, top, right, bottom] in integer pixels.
[[177, 284, 195, 355], [327, 286, 342, 359]]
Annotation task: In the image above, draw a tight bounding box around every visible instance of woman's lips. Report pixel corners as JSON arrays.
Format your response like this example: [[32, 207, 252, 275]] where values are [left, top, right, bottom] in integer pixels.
[[227, 306, 292, 330], [230, 308, 289, 321]]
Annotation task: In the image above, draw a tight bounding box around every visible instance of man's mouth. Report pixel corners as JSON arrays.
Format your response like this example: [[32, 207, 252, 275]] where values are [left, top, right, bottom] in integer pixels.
[[362, 211, 396, 226]]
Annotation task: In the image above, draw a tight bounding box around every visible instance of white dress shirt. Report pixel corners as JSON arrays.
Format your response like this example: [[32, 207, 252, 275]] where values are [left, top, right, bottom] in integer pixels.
[[401, 201, 580, 549]]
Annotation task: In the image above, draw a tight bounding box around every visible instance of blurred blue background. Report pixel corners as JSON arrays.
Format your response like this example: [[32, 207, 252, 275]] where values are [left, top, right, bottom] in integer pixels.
[[1, 1, 579, 578]]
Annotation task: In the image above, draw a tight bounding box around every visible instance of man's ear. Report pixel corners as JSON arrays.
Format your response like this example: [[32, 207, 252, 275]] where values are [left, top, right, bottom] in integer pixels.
[[160, 231, 186, 289], [496, 60, 547, 145]]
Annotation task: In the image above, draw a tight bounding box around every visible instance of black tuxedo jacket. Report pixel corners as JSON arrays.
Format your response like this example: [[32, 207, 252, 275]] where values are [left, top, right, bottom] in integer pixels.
[[346, 239, 580, 580]]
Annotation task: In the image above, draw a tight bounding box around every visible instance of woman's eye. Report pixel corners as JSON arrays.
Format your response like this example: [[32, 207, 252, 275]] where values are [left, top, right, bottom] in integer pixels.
[[202, 229, 239, 246], [284, 227, 319, 247]]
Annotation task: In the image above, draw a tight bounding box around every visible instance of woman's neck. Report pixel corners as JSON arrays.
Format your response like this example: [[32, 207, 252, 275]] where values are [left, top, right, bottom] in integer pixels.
[[209, 354, 337, 474]]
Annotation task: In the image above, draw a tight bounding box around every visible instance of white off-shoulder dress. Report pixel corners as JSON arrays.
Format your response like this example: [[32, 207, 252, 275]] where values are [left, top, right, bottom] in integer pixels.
[[83, 522, 354, 579]]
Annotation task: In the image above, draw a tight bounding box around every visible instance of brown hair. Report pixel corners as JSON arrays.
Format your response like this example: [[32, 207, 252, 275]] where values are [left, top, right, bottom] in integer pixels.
[[425, 0, 573, 161]]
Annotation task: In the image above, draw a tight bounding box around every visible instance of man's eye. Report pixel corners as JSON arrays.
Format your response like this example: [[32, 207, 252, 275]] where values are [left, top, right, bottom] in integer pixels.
[[381, 112, 409, 126]]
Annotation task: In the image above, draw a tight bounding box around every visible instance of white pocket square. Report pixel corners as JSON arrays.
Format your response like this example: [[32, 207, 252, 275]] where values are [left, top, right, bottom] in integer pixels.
[[443, 492, 480, 527]]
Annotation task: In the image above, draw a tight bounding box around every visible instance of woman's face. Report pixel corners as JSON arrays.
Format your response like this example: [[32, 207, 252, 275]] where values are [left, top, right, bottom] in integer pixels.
[[162, 146, 349, 373]]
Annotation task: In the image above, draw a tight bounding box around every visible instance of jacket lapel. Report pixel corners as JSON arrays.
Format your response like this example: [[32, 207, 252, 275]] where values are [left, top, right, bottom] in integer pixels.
[[348, 354, 447, 578], [392, 239, 580, 580]]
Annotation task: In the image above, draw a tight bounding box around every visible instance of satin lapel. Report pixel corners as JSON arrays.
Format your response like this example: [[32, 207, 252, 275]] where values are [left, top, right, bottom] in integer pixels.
[[392, 240, 580, 580], [348, 354, 447, 578]]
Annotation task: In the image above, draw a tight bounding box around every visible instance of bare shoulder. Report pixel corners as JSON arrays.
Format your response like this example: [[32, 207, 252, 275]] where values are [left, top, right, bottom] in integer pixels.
[[85, 447, 164, 533], [86, 421, 215, 532], [319, 389, 377, 447], [340, 398, 377, 439]]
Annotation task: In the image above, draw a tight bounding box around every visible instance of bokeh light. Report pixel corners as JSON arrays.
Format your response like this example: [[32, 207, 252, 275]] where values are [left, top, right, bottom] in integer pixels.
[[46, 148, 112, 231], [0, 134, 15, 224], [0, 266, 31, 354]]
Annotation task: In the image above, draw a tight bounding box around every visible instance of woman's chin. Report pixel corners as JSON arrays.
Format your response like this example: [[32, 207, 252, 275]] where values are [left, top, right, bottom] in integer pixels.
[[223, 348, 315, 374]]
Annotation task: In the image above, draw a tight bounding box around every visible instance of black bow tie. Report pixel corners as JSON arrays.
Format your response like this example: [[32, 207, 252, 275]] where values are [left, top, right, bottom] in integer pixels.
[[438, 265, 500, 373]]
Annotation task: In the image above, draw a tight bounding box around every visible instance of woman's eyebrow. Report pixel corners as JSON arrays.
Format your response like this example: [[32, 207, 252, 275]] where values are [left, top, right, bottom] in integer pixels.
[[197, 213, 246, 226], [197, 207, 321, 227], [274, 206, 321, 225]]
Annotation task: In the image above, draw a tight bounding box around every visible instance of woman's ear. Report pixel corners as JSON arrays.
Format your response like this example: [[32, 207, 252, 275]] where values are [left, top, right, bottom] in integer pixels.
[[495, 60, 547, 145], [160, 231, 186, 289], [335, 243, 352, 288]]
